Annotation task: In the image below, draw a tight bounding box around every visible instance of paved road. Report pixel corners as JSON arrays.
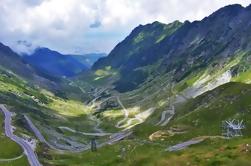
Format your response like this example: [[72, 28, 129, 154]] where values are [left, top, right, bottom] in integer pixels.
[[166, 139, 204, 152], [24, 115, 47, 143], [24, 115, 71, 153], [155, 110, 169, 126], [25, 111, 131, 152], [24, 115, 58, 150], [58, 126, 112, 136], [107, 131, 133, 145], [0, 105, 42, 166], [160, 106, 175, 126], [115, 97, 129, 128]]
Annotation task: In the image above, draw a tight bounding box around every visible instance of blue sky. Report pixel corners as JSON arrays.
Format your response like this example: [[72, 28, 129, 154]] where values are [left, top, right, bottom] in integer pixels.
[[0, 0, 250, 55]]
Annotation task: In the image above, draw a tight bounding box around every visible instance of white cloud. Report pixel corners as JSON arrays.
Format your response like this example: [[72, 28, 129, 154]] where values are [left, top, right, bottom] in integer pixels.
[[0, 0, 250, 54]]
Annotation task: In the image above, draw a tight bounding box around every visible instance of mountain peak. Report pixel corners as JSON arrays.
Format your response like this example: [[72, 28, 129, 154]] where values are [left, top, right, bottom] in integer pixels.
[[151, 21, 164, 25], [33, 47, 61, 56], [210, 4, 243, 18], [246, 4, 251, 10], [93, 20, 183, 71], [93, 3, 251, 92], [24, 47, 88, 77]]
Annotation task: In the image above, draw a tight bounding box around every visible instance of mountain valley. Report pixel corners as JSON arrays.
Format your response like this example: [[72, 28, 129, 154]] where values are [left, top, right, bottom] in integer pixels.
[[0, 4, 251, 166]]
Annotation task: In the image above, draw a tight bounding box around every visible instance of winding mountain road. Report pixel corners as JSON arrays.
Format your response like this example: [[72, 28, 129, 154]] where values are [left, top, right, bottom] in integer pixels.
[[24, 115, 63, 152], [0, 105, 42, 166], [156, 109, 168, 126], [115, 96, 129, 128], [107, 131, 133, 145], [158, 106, 175, 126], [58, 126, 112, 136]]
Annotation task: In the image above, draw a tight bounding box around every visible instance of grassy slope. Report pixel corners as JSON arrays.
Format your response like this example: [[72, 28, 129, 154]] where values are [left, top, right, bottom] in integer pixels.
[[0, 114, 23, 158], [0, 78, 250, 166], [43, 137, 251, 166], [38, 79, 251, 166], [170, 82, 251, 141], [0, 48, 251, 165], [0, 67, 97, 156], [69, 51, 251, 134]]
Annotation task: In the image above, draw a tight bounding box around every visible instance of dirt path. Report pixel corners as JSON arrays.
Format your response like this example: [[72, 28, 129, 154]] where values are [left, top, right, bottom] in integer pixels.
[[0, 153, 24, 162]]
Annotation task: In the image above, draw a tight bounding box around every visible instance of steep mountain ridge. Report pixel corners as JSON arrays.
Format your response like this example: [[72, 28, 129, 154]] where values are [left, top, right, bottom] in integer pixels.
[[93, 21, 183, 70], [93, 4, 251, 92], [0, 42, 35, 79]]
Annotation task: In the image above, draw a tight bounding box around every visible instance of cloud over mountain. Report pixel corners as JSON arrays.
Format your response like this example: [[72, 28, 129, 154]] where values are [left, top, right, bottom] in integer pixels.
[[0, 0, 250, 54]]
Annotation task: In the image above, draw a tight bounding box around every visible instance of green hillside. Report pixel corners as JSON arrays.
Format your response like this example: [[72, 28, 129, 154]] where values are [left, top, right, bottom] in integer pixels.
[[0, 4, 251, 166]]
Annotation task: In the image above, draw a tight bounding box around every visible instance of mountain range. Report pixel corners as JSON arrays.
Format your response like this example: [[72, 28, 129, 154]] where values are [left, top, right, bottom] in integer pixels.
[[0, 4, 251, 166], [93, 4, 251, 92], [23, 48, 89, 77]]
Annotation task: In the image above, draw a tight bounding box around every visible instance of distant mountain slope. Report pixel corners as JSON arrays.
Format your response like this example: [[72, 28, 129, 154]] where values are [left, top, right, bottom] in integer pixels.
[[24, 48, 88, 77], [92, 4, 251, 92], [93, 21, 183, 70], [0, 42, 34, 79], [70, 53, 106, 68], [0, 42, 58, 90]]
